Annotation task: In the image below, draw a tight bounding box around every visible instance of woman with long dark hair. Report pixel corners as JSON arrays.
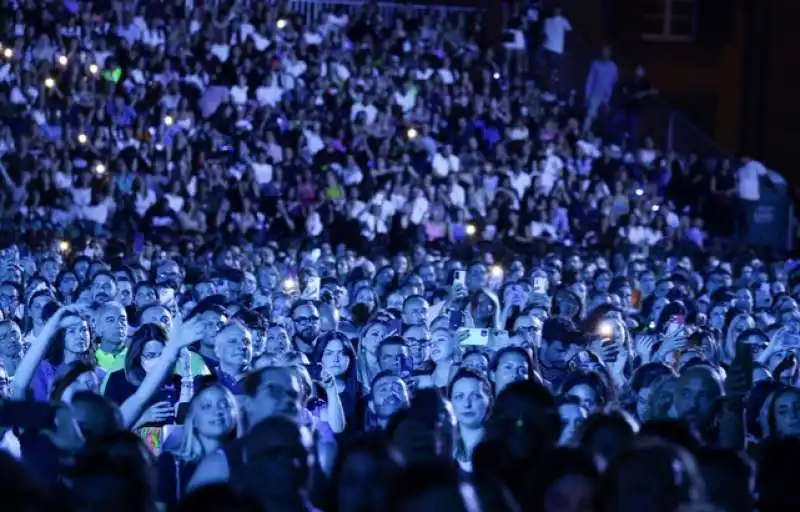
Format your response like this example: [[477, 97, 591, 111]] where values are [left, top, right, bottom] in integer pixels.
[[310, 331, 360, 428]]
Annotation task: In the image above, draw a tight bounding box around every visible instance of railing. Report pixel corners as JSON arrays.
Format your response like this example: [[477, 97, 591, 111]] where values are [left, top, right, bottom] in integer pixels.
[[287, 0, 477, 27], [554, 27, 731, 167]]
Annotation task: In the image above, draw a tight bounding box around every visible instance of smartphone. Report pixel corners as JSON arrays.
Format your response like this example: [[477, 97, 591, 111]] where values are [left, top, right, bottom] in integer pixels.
[[532, 276, 548, 295], [302, 276, 321, 300], [454, 270, 466, 287], [449, 309, 465, 330], [490, 329, 510, 347], [458, 328, 490, 347]]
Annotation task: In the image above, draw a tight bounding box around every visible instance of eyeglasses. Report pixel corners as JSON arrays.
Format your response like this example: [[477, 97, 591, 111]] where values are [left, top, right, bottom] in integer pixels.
[[293, 316, 319, 325]]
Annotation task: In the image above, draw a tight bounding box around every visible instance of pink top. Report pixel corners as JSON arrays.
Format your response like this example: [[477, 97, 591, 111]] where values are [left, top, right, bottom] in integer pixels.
[[424, 221, 446, 241]]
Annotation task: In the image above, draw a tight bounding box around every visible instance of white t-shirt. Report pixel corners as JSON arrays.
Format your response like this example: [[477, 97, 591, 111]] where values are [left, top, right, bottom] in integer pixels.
[[738, 160, 767, 201], [543, 15, 572, 54], [432, 153, 460, 178]]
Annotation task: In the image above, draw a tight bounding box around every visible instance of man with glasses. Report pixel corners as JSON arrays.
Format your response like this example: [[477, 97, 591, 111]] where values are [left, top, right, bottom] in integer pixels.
[[290, 301, 320, 356], [403, 324, 432, 373], [188, 366, 304, 491], [0, 282, 21, 321], [0, 320, 22, 377]]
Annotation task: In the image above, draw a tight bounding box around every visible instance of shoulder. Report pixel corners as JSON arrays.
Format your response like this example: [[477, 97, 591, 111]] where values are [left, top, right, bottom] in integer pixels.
[[187, 449, 230, 491]]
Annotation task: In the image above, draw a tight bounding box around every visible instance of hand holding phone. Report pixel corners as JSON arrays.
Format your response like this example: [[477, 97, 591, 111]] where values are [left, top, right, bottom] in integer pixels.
[[458, 328, 490, 347]]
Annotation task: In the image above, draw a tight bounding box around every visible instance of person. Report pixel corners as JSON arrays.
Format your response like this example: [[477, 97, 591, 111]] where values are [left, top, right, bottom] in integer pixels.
[[157, 383, 241, 510], [448, 368, 492, 472], [188, 366, 303, 490], [583, 45, 619, 134], [365, 371, 411, 432]]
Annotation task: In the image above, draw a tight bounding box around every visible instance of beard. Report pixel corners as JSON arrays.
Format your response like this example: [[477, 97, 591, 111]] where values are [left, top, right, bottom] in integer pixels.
[[296, 328, 320, 344]]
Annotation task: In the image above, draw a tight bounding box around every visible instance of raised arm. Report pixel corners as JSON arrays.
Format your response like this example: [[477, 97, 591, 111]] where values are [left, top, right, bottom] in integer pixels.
[[11, 306, 75, 399], [119, 318, 204, 428]]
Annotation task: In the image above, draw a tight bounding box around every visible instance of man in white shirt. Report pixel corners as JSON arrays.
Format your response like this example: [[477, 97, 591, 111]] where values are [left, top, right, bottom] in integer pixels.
[[736, 156, 768, 240], [542, 7, 571, 58], [350, 96, 378, 125], [431, 144, 460, 180], [447, 174, 465, 208]]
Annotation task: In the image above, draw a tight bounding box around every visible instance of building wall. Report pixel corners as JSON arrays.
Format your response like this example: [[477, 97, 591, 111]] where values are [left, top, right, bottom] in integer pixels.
[[559, 0, 745, 155]]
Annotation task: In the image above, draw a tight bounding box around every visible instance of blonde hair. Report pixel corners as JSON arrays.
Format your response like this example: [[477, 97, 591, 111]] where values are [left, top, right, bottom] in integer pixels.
[[170, 384, 241, 463]]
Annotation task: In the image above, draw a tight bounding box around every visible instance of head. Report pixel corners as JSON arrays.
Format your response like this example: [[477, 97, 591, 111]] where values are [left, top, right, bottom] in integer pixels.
[[674, 365, 724, 432], [403, 325, 431, 371], [491, 346, 535, 396], [93, 301, 129, 347], [241, 366, 303, 425], [401, 295, 429, 327], [174, 384, 240, 462], [291, 301, 321, 346], [447, 368, 492, 430], [124, 323, 169, 385], [90, 272, 118, 304], [214, 321, 253, 370], [369, 371, 411, 425], [139, 304, 173, 333], [331, 435, 402, 512], [377, 336, 412, 374], [558, 396, 589, 446]]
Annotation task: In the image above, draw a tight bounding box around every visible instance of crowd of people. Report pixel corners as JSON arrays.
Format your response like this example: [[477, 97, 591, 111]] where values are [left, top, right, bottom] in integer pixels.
[[0, 0, 797, 512]]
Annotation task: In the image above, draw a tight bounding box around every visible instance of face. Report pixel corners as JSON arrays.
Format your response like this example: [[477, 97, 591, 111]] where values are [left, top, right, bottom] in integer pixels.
[[774, 391, 800, 438], [0, 284, 19, 317], [42, 260, 60, 284], [654, 280, 673, 299], [91, 274, 117, 304], [141, 306, 173, 332], [378, 343, 411, 373], [371, 374, 410, 419], [248, 369, 303, 423], [709, 305, 727, 330], [292, 303, 321, 344], [402, 297, 429, 326], [566, 384, 598, 412], [355, 288, 376, 310], [96, 304, 128, 344], [30, 295, 53, 325], [544, 474, 595, 512], [558, 403, 588, 445], [404, 326, 430, 370], [193, 386, 237, 438], [266, 325, 290, 355], [462, 352, 489, 375], [451, 377, 490, 429], [362, 323, 388, 355], [429, 330, 455, 363], [59, 272, 78, 297], [594, 273, 610, 293], [736, 289, 754, 313], [493, 351, 530, 395], [639, 272, 656, 297], [0, 321, 22, 357], [0, 365, 10, 398], [156, 261, 181, 285], [214, 324, 253, 368], [674, 371, 721, 430], [322, 339, 350, 377], [467, 264, 487, 291], [62, 316, 91, 354], [135, 285, 158, 308], [116, 280, 133, 306], [514, 315, 541, 347], [542, 341, 571, 369]]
